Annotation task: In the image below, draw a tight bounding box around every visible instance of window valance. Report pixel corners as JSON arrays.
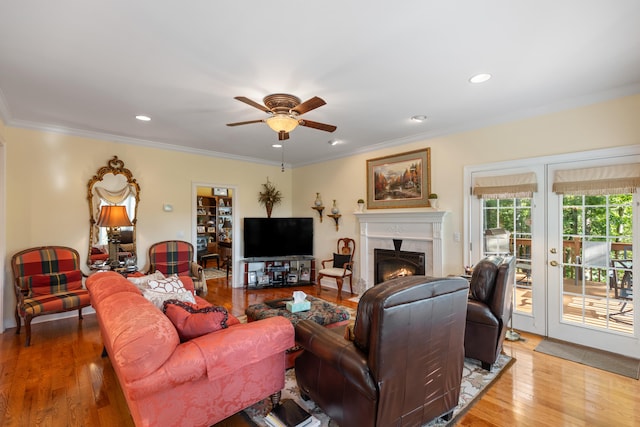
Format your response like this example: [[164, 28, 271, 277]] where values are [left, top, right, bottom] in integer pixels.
[[472, 172, 537, 199], [552, 164, 640, 195]]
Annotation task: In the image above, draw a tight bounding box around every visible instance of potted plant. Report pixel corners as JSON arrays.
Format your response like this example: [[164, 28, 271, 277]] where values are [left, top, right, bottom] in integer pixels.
[[258, 178, 282, 218], [357, 198, 365, 212], [428, 193, 438, 209]]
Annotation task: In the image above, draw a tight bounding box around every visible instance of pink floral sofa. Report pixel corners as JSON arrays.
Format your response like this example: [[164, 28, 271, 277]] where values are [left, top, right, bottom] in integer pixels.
[[86, 272, 294, 427]]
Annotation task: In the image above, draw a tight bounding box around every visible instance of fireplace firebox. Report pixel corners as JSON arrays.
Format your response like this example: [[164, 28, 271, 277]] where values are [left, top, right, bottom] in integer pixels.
[[374, 239, 425, 284]]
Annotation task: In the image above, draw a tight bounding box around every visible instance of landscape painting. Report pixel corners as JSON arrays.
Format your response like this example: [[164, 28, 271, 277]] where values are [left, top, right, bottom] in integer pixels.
[[366, 148, 431, 209]]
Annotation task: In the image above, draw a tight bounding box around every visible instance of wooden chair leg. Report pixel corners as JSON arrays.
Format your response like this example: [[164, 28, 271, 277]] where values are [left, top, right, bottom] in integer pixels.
[[14, 307, 21, 335], [317, 274, 324, 294], [24, 315, 33, 347], [348, 276, 353, 295], [78, 307, 84, 320], [336, 278, 343, 299]]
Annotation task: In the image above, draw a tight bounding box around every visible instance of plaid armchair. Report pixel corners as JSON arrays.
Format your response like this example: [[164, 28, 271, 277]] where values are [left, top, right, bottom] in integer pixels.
[[147, 240, 207, 296], [11, 246, 91, 346]]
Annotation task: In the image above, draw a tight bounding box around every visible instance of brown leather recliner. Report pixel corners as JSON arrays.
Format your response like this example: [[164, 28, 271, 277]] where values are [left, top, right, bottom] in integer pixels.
[[464, 256, 515, 371], [294, 275, 469, 427]]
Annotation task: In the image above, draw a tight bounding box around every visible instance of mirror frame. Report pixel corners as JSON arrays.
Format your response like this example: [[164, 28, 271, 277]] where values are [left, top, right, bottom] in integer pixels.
[[87, 156, 141, 267]]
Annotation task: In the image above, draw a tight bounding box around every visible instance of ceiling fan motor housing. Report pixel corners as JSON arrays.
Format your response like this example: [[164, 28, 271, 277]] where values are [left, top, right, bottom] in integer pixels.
[[263, 93, 301, 116]]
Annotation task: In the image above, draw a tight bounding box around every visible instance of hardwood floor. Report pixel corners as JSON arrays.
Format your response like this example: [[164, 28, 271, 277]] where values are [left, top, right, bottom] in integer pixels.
[[0, 277, 638, 426]]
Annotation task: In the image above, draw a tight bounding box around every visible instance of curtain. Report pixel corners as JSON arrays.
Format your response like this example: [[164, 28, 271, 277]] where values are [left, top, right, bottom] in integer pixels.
[[473, 172, 537, 199], [552, 163, 640, 195]]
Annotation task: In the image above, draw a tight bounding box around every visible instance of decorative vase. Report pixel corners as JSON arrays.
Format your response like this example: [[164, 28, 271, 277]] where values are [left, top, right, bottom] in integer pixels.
[[314, 193, 323, 206], [331, 200, 339, 214], [266, 202, 273, 218], [357, 202, 365, 213], [429, 198, 439, 209]]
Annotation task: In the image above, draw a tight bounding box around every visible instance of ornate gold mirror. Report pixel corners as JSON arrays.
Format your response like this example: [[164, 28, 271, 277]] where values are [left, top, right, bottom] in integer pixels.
[[87, 156, 140, 268]]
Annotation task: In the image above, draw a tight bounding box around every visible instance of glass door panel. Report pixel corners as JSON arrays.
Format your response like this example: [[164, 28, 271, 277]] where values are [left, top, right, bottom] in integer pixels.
[[560, 194, 634, 334]]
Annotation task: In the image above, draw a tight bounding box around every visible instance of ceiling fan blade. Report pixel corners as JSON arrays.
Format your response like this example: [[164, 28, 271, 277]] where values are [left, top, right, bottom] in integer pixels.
[[226, 119, 264, 127], [234, 96, 270, 113], [299, 119, 337, 132], [278, 131, 290, 141], [292, 96, 326, 115]]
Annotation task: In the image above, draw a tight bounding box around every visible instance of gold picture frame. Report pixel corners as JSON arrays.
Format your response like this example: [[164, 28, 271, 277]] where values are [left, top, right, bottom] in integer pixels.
[[366, 148, 431, 209]]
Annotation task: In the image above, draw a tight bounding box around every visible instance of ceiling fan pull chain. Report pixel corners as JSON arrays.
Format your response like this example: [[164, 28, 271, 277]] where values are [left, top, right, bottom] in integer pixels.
[[281, 143, 285, 172]]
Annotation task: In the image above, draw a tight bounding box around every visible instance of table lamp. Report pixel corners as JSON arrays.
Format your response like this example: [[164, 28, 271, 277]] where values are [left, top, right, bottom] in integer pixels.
[[97, 205, 132, 268]]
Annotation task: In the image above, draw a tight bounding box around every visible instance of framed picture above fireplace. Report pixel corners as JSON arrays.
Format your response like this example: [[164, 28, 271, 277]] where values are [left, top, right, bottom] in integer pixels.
[[366, 148, 431, 209]]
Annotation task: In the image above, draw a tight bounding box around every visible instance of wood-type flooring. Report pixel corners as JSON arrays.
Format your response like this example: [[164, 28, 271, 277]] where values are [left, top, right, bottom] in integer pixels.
[[0, 277, 638, 426]]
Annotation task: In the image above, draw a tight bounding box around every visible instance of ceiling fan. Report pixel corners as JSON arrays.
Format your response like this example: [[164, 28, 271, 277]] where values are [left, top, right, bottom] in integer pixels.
[[227, 93, 337, 141]]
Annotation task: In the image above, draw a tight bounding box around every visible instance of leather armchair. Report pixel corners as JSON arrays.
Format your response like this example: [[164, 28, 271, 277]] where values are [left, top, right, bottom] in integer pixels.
[[294, 275, 469, 427], [464, 256, 515, 371]]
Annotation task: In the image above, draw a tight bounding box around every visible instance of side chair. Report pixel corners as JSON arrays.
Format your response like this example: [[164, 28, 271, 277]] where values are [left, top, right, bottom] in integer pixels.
[[147, 240, 207, 296], [317, 237, 355, 299], [11, 246, 91, 346]]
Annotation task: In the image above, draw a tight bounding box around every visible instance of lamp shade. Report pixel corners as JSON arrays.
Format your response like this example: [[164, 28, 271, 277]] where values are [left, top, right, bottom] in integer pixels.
[[265, 114, 299, 133], [97, 205, 132, 227]]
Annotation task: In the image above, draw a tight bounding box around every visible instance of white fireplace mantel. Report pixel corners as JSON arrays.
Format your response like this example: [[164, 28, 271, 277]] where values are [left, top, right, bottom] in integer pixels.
[[355, 210, 448, 293]]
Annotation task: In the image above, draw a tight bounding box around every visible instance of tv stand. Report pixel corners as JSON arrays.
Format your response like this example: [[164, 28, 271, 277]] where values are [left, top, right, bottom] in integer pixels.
[[242, 256, 316, 289]]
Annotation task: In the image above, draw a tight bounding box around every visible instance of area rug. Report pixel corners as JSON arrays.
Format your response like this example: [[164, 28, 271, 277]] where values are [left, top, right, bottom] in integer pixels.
[[203, 267, 228, 280], [245, 354, 514, 426], [534, 337, 640, 379]]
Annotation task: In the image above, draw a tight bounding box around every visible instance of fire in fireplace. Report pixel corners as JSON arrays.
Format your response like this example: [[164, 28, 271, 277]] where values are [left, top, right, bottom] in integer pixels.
[[374, 240, 426, 284]]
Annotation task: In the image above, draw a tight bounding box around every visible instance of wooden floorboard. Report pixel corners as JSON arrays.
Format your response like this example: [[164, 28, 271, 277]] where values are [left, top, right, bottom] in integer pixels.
[[0, 277, 638, 426]]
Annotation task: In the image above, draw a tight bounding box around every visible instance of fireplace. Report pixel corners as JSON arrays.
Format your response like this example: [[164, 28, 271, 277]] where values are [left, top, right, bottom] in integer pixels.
[[355, 210, 447, 293], [374, 240, 425, 284]]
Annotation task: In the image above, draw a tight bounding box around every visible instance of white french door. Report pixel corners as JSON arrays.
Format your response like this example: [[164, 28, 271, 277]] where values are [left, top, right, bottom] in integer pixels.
[[469, 166, 546, 336], [547, 158, 638, 358]]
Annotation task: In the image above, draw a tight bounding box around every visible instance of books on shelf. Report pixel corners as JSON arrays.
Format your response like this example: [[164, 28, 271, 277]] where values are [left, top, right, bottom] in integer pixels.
[[263, 399, 320, 427]]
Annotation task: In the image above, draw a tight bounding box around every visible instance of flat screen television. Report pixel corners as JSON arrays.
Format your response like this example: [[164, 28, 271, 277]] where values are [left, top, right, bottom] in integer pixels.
[[243, 217, 313, 258]]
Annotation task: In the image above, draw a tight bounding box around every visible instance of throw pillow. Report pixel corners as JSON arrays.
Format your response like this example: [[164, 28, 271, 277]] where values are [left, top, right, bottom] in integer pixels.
[[333, 253, 352, 270], [127, 270, 165, 291], [163, 300, 229, 342], [148, 275, 189, 293], [469, 259, 499, 303], [142, 288, 196, 310], [28, 270, 83, 297]]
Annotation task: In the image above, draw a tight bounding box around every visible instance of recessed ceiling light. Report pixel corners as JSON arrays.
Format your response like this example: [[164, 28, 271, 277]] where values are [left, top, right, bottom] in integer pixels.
[[272, 143, 282, 148], [469, 73, 492, 84], [411, 115, 428, 122], [328, 139, 339, 146], [135, 115, 151, 121]]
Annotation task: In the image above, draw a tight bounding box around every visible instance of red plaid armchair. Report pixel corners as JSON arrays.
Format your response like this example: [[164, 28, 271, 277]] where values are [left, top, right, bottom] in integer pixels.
[[11, 246, 91, 346], [147, 240, 207, 295]]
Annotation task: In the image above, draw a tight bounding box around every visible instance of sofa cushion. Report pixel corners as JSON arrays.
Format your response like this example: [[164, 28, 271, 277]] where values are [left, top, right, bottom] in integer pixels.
[[28, 270, 83, 297], [469, 260, 499, 303], [163, 300, 230, 342]]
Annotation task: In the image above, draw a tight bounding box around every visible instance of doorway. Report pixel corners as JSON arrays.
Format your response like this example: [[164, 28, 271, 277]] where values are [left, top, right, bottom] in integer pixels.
[[193, 184, 237, 287]]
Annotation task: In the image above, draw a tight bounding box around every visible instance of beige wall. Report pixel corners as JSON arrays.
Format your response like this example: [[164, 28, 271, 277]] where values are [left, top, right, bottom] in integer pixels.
[[3, 94, 640, 327], [3, 127, 292, 327], [293, 94, 640, 284]]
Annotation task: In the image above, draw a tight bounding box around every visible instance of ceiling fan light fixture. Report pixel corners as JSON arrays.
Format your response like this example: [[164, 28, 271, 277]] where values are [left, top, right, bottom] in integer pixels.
[[411, 115, 428, 122], [265, 114, 299, 133]]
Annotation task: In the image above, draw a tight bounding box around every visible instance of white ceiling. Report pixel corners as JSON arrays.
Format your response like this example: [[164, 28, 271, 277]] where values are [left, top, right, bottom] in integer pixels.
[[1, 1, 640, 167]]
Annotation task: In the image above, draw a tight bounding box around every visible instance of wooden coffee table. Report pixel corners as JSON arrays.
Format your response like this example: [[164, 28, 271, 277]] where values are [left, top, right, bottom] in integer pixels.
[[246, 296, 353, 368]]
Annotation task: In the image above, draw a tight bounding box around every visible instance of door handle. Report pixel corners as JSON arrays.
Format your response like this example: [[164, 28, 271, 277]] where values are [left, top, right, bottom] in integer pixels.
[[550, 260, 559, 267], [550, 248, 557, 254]]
